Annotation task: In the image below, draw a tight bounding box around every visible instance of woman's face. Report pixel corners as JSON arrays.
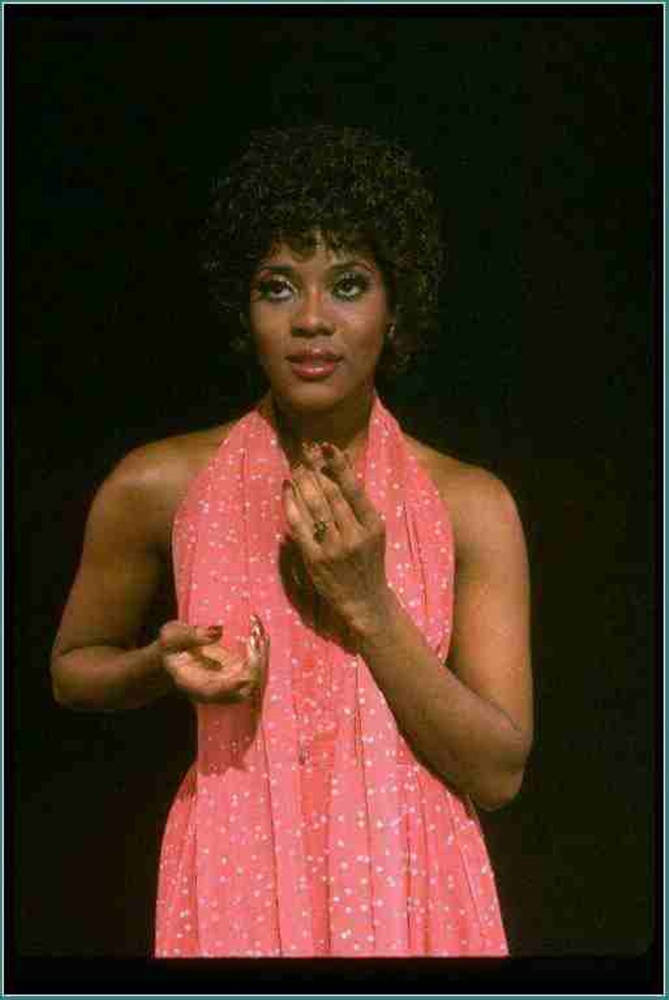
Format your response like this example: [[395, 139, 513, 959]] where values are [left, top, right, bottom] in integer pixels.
[[248, 235, 392, 412]]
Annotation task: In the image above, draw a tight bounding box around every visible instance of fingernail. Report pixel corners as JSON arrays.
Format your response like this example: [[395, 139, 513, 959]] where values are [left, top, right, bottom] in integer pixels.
[[321, 442, 335, 459], [205, 625, 222, 638]]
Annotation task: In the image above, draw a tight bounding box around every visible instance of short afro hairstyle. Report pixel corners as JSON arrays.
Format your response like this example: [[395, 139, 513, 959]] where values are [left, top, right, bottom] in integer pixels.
[[202, 124, 443, 377]]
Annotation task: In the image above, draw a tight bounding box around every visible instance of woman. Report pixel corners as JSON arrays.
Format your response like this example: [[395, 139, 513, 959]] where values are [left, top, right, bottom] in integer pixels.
[[51, 125, 532, 957]]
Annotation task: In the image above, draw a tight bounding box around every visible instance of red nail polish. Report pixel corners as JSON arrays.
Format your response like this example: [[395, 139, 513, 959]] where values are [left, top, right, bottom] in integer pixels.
[[321, 442, 335, 458]]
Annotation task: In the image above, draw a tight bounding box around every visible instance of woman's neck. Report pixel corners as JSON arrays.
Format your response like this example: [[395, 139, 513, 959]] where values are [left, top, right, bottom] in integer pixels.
[[271, 389, 374, 468]]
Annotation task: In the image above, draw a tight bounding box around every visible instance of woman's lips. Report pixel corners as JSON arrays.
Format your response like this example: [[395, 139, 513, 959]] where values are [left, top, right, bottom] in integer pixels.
[[287, 357, 341, 380]]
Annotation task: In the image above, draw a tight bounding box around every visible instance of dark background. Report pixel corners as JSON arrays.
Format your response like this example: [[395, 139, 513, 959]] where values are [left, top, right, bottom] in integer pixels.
[[7, 3, 661, 990]]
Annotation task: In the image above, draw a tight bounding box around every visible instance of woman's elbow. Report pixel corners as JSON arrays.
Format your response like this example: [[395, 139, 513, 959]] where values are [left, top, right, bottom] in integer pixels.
[[50, 656, 96, 711], [472, 735, 533, 811], [51, 675, 68, 707], [51, 655, 70, 706], [473, 765, 527, 811], [51, 664, 81, 709]]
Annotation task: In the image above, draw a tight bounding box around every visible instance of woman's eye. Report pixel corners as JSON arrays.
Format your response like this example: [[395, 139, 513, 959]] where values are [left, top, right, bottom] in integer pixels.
[[255, 277, 294, 301], [332, 273, 369, 300]]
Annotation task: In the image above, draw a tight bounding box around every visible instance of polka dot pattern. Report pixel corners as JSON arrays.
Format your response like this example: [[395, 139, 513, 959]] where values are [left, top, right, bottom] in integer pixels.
[[154, 393, 507, 957]]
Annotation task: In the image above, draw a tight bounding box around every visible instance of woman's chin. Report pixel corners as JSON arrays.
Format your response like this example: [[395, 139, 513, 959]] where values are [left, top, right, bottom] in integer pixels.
[[275, 382, 375, 419], [272, 373, 352, 408]]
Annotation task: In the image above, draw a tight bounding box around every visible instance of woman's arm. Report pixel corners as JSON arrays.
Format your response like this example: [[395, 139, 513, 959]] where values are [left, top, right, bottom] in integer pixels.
[[51, 448, 177, 709], [52, 441, 269, 711], [284, 444, 532, 810], [354, 465, 532, 810]]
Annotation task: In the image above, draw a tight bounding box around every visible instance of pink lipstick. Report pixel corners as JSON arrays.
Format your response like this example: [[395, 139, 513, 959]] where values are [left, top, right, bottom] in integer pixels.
[[287, 351, 342, 381]]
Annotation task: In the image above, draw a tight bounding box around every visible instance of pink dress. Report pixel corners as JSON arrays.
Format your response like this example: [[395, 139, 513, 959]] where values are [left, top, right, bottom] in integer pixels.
[[154, 393, 507, 957]]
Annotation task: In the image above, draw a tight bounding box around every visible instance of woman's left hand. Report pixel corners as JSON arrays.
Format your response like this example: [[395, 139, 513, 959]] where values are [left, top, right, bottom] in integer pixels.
[[281, 442, 392, 634]]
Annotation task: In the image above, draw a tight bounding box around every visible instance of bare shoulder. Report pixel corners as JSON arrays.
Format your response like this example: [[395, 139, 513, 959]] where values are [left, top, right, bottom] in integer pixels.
[[97, 419, 239, 555], [111, 421, 235, 495], [404, 434, 524, 560]]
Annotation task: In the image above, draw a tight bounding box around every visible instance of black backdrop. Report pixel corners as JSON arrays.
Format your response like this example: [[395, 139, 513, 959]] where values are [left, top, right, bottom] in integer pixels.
[[7, 4, 662, 993]]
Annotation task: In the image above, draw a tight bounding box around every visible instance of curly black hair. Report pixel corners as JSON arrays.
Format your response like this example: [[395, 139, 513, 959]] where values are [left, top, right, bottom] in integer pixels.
[[202, 125, 443, 378]]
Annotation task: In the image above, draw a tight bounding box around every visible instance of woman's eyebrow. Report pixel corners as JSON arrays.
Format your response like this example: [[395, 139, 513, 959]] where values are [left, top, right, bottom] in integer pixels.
[[328, 259, 375, 273], [255, 259, 375, 276], [255, 264, 295, 275]]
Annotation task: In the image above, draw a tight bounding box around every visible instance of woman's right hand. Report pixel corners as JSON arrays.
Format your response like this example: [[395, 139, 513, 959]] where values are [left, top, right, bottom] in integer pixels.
[[159, 615, 269, 707]]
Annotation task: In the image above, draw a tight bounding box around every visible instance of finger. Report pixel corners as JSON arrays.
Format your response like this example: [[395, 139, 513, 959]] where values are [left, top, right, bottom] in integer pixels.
[[248, 618, 270, 713], [301, 443, 357, 533], [159, 620, 223, 653], [164, 651, 228, 696], [164, 646, 223, 675], [236, 616, 269, 707], [243, 642, 263, 699], [251, 612, 267, 635], [281, 479, 324, 559], [252, 613, 269, 662], [168, 631, 261, 697], [309, 466, 361, 538], [247, 613, 269, 678], [292, 462, 338, 532], [170, 659, 249, 702], [301, 440, 322, 470], [320, 442, 378, 526]]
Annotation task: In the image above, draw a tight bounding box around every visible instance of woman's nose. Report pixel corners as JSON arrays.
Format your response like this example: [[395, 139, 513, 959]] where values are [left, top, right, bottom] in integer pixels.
[[291, 288, 334, 335]]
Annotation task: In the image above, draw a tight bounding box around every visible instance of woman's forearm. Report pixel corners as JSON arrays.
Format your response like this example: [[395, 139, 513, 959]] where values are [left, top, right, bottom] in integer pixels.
[[51, 641, 173, 711], [350, 589, 530, 810]]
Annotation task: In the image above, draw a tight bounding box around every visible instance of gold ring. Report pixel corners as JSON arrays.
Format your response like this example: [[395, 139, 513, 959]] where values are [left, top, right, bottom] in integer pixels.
[[313, 519, 328, 542]]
